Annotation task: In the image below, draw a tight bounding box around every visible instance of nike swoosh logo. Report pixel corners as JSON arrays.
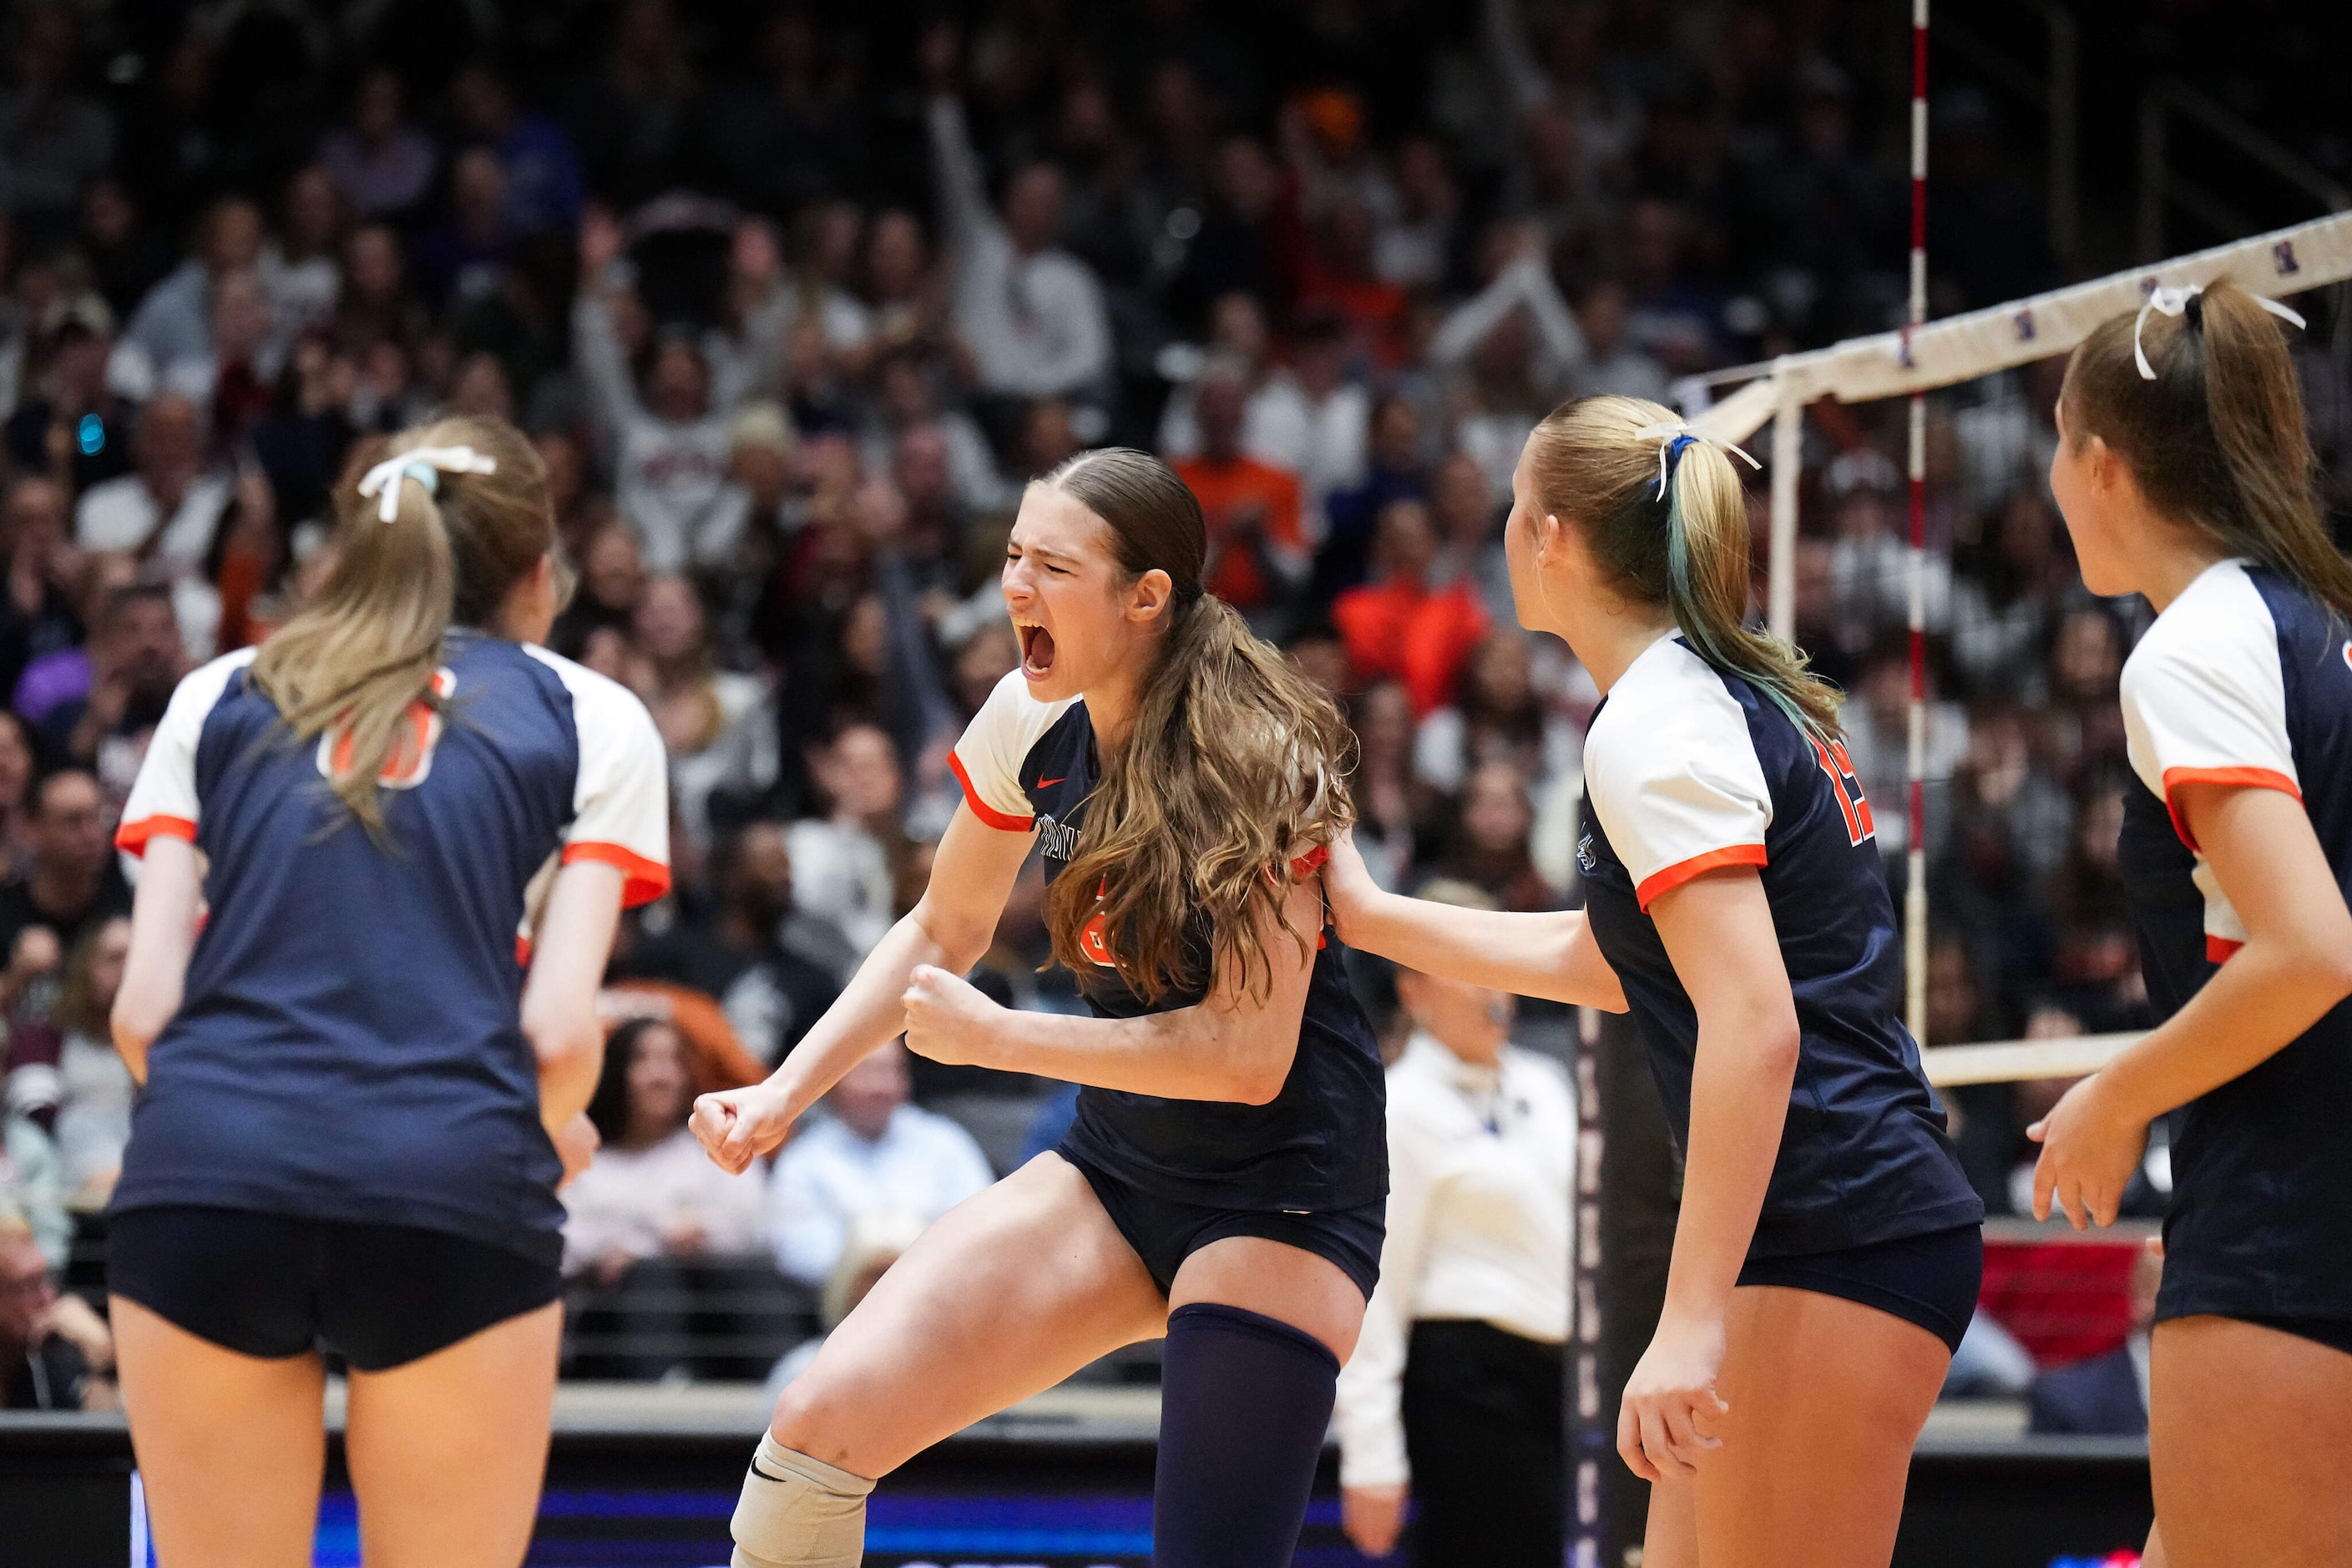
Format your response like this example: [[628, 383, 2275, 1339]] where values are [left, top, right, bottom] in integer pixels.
[[749, 1460, 790, 1484], [1039, 776, 1067, 787]]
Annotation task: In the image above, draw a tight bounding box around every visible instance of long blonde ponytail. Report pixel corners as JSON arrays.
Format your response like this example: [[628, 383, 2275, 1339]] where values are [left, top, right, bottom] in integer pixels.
[[1525, 395, 1842, 739], [249, 415, 553, 837]]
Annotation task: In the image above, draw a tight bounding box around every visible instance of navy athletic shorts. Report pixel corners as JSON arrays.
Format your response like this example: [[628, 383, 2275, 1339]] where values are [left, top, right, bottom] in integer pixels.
[[109, 1205, 562, 1372], [1736, 1222, 1984, 1355], [1060, 1146, 1383, 1302]]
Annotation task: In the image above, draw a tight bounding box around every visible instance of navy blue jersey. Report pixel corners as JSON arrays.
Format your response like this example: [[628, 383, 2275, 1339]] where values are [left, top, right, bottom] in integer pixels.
[[951, 670, 1385, 1211], [2117, 559, 2352, 1323], [1576, 635, 1981, 1259], [110, 634, 670, 1267]]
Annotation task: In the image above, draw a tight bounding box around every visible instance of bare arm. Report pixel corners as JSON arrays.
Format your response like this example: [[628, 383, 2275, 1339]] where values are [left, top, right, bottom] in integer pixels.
[[1618, 867, 1799, 1483], [690, 802, 1034, 1172], [1323, 831, 1626, 1009], [901, 875, 1323, 1104], [111, 837, 206, 1084], [2033, 783, 2352, 1227], [519, 859, 628, 1135]]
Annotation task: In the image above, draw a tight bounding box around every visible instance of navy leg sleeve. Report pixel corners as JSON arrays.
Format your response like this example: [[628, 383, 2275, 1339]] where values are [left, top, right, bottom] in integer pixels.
[[1152, 1302, 1341, 1568]]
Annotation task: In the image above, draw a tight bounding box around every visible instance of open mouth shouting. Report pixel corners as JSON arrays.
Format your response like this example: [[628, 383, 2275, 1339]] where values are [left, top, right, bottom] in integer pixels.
[[1014, 615, 1058, 680]]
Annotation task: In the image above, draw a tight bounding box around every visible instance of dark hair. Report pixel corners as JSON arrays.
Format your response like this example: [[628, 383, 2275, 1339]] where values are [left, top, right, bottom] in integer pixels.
[[1032, 448, 1354, 1003], [585, 1018, 680, 1145], [2061, 280, 2352, 617]]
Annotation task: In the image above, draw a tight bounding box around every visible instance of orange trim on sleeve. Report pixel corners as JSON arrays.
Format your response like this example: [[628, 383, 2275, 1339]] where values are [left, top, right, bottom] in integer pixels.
[[561, 841, 671, 907], [2206, 934, 2244, 964], [2160, 766, 2301, 852], [948, 751, 1034, 832], [1636, 843, 1769, 913], [115, 815, 198, 856]]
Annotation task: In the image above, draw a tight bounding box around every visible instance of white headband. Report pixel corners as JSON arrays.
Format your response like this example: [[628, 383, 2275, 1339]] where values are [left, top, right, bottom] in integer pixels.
[[355, 445, 499, 522], [2134, 284, 2306, 380], [1632, 419, 1762, 500]]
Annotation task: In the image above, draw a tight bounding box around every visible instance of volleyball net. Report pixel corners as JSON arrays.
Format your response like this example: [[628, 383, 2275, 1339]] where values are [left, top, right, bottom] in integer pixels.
[[1693, 210, 2352, 1088]]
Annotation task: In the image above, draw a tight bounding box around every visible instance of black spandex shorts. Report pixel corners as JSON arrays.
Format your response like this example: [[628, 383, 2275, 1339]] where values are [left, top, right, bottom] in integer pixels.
[[1059, 1146, 1383, 1302], [1736, 1223, 1983, 1356], [109, 1206, 562, 1372]]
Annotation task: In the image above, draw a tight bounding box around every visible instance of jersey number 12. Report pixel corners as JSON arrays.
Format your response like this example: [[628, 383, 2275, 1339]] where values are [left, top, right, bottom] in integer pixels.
[[1811, 735, 1876, 846]]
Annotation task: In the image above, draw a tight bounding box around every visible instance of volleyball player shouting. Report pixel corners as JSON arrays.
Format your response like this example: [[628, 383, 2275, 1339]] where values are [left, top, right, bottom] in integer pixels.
[[690, 448, 1383, 1568], [2031, 279, 2352, 1568], [1324, 396, 1984, 1568], [105, 417, 670, 1568]]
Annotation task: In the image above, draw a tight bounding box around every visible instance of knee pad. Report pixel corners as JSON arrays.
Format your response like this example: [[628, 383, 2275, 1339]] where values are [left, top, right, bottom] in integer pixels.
[[730, 1433, 874, 1568]]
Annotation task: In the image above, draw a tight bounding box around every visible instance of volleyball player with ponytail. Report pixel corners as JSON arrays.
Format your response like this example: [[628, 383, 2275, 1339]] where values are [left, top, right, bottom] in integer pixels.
[[1323, 395, 1983, 1568], [689, 448, 1381, 1568], [2032, 279, 2352, 1568], [106, 416, 669, 1568]]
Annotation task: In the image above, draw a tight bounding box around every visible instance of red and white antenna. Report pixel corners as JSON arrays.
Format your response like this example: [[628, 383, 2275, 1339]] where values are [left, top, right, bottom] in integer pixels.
[[1904, 0, 1931, 1038]]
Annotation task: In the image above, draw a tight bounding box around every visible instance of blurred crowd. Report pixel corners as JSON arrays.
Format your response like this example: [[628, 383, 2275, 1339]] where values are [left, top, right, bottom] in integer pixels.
[[0, 0, 2333, 1400]]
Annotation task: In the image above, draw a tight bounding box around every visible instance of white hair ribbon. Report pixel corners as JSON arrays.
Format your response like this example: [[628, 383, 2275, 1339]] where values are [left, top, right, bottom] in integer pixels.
[[1631, 419, 1762, 501], [2133, 284, 2306, 380], [355, 445, 499, 522]]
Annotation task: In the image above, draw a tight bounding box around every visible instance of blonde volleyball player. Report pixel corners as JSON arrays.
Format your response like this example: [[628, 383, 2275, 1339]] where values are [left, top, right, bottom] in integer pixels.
[[106, 417, 670, 1567], [690, 448, 1386, 1568], [1323, 396, 1983, 1568], [2033, 278, 2352, 1568]]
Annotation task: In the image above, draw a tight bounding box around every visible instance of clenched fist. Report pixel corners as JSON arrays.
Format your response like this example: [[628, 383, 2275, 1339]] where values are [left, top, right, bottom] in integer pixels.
[[902, 964, 1009, 1070]]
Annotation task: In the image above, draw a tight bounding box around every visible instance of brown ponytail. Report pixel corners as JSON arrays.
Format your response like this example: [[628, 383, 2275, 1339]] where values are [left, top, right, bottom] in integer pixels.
[[1034, 448, 1356, 1004], [249, 415, 553, 837], [1525, 395, 1843, 739], [2061, 279, 2351, 617]]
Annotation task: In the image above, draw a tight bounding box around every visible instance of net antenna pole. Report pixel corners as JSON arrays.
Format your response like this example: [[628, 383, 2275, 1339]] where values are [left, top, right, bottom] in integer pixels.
[[1904, 0, 1931, 1039]]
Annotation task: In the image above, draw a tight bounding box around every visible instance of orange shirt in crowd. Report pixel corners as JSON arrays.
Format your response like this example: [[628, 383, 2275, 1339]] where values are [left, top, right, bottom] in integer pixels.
[[1333, 577, 1490, 716], [1173, 454, 1304, 609], [599, 980, 767, 1097]]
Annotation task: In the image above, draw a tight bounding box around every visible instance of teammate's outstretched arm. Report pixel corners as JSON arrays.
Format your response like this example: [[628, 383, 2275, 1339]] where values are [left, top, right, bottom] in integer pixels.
[[112, 835, 205, 1083], [901, 870, 1323, 1105], [691, 800, 1036, 1173], [1320, 831, 1626, 1010]]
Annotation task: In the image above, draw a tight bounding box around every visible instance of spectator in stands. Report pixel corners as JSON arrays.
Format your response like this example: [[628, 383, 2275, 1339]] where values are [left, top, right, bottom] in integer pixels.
[[0, 8, 115, 245], [1319, 394, 1429, 600], [630, 820, 841, 1067], [1432, 227, 1585, 499], [0, 768, 129, 1024], [1333, 498, 1488, 717], [7, 295, 134, 497], [574, 210, 738, 574], [3, 913, 133, 1206], [112, 197, 265, 398], [2030, 1244, 2162, 1437], [448, 61, 586, 239], [787, 721, 907, 978], [73, 394, 228, 580], [319, 67, 438, 221], [763, 1208, 926, 1399], [766, 1039, 991, 1287], [1174, 358, 1307, 618], [0, 1216, 114, 1409], [46, 584, 189, 780], [566, 1019, 766, 1286], [922, 30, 1111, 411], [0, 478, 83, 703], [1439, 760, 1556, 913], [1337, 879, 1572, 1565], [631, 574, 776, 846]]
